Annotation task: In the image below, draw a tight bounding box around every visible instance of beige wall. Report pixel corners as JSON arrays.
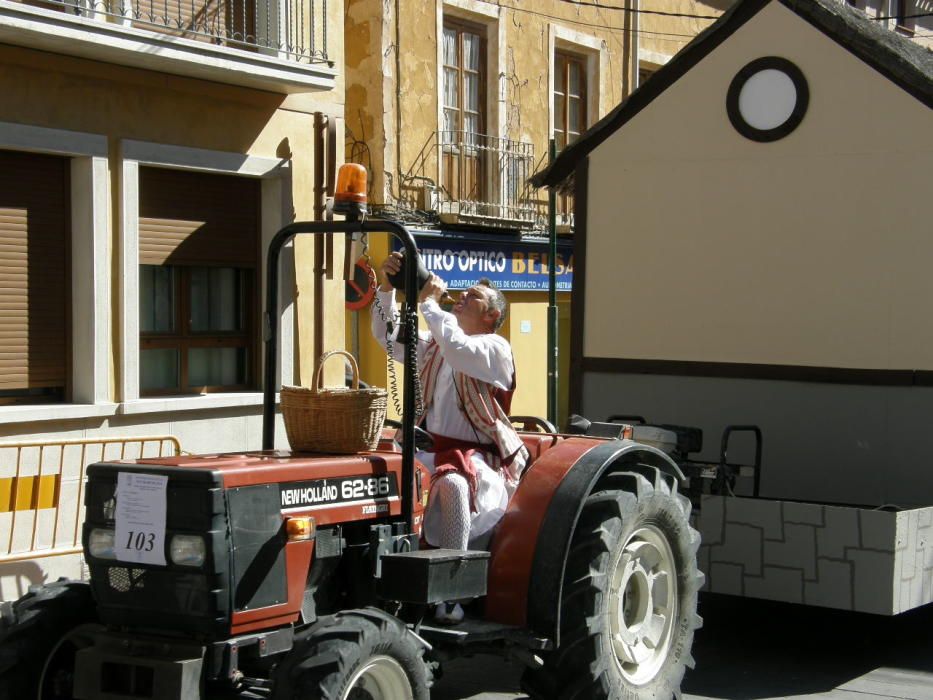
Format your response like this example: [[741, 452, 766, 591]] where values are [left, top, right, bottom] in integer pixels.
[[638, 0, 729, 76], [585, 0, 933, 370], [0, 7, 350, 596], [0, 37, 347, 438]]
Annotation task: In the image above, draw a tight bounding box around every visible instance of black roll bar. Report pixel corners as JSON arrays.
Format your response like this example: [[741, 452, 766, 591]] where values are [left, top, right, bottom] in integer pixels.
[[262, 219, 421, 533]]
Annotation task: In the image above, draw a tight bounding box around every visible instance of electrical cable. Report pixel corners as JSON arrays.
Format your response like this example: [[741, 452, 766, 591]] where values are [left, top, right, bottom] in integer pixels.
[[490, 0, 706, 42], [869, 12, 933, 20], [560, 0, 933, 21], [493, 0, 932, 42], [363, 233, 425, 420], [558, 0, 720, 20]]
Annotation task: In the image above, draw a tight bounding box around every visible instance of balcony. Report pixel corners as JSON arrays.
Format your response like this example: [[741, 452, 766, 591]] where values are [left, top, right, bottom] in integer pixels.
[[405, 131, 537, 229], [0, 0, 335, 92]]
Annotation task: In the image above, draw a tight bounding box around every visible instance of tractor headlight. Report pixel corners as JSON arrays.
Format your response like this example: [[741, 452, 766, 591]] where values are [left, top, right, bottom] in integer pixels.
[[170, 535, 206, 567], [88, 528, 116, 559]]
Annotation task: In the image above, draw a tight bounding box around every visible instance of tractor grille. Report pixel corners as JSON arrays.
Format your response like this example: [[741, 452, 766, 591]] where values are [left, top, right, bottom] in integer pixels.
[[107, 567, 146, 593], [98, 566, 215, 617], [83, 464, 230, 637]]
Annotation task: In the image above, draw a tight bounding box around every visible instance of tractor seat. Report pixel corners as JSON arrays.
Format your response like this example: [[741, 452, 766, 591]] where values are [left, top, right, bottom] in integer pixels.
[[520, 432, 561, 469], [377, 427, 562, 468]]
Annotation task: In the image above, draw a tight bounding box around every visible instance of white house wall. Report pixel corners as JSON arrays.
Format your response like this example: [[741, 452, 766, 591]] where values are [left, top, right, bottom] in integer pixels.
[[585, 0, 932, 369], [579, 0, 933, 507]]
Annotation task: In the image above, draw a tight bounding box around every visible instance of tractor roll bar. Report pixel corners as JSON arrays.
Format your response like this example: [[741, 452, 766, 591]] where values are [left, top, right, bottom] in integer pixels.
[[262, 219, 421, 534]]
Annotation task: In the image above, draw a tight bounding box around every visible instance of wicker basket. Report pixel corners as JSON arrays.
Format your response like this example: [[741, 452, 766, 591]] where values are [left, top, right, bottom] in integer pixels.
[[281, 350, 388, 454]]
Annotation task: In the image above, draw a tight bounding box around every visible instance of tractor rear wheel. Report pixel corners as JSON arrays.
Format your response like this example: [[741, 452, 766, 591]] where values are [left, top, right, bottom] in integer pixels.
[[273, 607, 432, 700], [0, 580, 99, 700], [529, 466, 702, 699]]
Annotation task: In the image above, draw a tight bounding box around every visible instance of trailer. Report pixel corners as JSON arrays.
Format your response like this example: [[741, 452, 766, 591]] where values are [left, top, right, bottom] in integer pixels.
[[532, 0, 933, 615]]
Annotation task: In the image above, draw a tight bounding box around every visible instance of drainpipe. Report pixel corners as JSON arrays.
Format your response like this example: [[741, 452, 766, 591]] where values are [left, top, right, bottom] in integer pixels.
[[313, 113, 337, 366], [632, 0, 640, 91], [547, 139, 558, 427]]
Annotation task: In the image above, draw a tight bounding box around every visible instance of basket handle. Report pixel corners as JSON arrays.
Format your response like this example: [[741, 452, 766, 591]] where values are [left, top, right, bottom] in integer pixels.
[[314, 350, 360, 391]]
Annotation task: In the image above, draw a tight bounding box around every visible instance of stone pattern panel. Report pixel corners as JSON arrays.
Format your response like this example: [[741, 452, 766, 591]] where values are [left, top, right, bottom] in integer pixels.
[[894, 508, 933, 613], [696, 496, 933, 615]]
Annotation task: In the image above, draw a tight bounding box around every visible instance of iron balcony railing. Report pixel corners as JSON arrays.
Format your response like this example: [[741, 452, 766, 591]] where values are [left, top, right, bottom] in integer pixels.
[[25, 0, 329, 64], [409, 131, 536, 228]]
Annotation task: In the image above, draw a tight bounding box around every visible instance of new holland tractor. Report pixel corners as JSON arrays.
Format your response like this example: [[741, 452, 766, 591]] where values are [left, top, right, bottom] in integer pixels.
[[0, 166, 702, 700]]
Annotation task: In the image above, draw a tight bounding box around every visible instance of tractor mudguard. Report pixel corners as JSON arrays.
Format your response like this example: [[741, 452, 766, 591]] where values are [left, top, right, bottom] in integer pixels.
[[486, 438, 684, 644]]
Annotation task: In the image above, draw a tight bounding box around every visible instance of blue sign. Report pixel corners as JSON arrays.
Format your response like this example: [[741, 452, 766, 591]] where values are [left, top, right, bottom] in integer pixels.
[[394, 232, 573, 292]]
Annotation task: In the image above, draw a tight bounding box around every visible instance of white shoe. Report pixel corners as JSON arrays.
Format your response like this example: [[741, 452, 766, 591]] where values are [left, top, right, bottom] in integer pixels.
[[434, 602, 464, 625]]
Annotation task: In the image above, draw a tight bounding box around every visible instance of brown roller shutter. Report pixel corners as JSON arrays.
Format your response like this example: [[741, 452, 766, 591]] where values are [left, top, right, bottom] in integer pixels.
[[138, 167, 259, 268], [0, 150, 69, 397]]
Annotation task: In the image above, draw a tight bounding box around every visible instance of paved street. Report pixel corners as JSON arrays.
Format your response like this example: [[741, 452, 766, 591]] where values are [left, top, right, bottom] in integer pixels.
[[432, 594, 933, 700]]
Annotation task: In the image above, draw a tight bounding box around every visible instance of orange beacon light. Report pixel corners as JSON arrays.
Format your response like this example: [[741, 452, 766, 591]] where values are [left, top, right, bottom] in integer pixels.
[[333, 163, 368, 217]]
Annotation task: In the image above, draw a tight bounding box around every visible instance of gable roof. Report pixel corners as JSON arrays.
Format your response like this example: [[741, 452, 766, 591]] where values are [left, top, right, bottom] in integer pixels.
[[531, 0, 933, 188]]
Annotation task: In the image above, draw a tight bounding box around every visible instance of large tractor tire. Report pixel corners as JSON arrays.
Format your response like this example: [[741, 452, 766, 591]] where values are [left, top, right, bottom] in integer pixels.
[[273, 607, 433, 700], [528, 466, 703, 699], [0, 580, 100, 700]]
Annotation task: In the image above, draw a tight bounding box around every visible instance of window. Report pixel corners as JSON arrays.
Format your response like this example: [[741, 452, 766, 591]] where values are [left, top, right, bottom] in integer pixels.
[[554, 50, 587, 222], [553, 50, 587, 151], [894, 0, 917, 34], [726, 57, 809, 143], [638, 66, 656, 87], [442, 18, 486, 202], [138, 167, 259, 395], [0, 150, 70, 405]]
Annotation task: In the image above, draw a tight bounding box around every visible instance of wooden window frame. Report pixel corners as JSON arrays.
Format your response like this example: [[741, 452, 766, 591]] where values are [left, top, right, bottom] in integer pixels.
[[140, 265, 257, 396], [137, 165, 261, 398], [442, 17, 488, 145], [442, 17, 488, 203], [553, 50, 588, 221], [554, 49, 588, 151], [894, 0, 916, 35]]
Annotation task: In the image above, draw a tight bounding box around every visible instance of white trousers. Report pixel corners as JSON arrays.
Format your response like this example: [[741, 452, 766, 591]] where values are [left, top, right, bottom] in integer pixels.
[[417, 450, 509, 549]]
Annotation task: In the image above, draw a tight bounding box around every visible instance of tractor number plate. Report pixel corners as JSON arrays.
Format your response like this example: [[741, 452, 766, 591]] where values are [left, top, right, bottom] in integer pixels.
[[280, 474, 399, 511]]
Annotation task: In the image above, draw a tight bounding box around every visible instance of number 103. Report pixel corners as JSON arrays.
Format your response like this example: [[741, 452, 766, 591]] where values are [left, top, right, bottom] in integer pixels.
[[125, 530, 156, 552]]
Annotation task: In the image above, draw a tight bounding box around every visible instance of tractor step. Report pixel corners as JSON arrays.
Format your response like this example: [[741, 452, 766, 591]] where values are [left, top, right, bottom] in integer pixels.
[[377, 548, 489, 604], [418, 618, 552, 651]]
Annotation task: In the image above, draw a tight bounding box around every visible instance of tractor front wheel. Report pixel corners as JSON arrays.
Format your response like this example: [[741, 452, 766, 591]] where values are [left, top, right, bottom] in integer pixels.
[[530, 466, 702, 699], [0, 580, 99, 700], [273, 608, 432, 700]]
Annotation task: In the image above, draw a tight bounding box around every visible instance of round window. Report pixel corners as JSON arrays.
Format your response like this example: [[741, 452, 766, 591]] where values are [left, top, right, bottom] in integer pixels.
[[727, 57, 809, 142]]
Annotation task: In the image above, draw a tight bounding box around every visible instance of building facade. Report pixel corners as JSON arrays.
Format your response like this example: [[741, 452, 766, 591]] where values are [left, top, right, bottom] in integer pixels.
[[846, 0, 933, 49], [0, 0, 347, 597], [344, 0, 731, 427]]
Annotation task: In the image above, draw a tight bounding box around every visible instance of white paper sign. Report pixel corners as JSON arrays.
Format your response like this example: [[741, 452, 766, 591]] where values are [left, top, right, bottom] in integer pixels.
[[114, 472, 168, 566]]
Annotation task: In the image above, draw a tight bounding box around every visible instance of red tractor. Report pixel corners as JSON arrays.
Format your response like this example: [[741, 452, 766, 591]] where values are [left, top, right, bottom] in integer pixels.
[[0, 177, 701, 700]]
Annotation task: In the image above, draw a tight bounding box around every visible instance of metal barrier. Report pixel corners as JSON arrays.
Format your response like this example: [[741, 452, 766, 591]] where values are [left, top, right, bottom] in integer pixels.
[[0, 436, 180, 566]]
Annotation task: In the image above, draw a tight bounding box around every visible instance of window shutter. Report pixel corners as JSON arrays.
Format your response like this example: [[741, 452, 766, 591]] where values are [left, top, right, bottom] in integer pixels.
[[138, 167, 259, 267], [0, 150, 69, 394]]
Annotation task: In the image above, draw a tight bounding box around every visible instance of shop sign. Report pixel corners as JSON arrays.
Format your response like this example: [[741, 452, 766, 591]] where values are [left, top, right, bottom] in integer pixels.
[[396, 234, 573, 292]]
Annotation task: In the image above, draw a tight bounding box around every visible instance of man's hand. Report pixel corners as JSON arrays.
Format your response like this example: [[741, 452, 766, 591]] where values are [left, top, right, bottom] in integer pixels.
[[378, 252, 403, 292], [419, 273, 448, 304]]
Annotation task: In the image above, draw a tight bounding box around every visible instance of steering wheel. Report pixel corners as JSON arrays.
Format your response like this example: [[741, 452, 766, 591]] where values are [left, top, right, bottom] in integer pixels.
[[383, 418, 435, 451], [509, 415, 558, 433]]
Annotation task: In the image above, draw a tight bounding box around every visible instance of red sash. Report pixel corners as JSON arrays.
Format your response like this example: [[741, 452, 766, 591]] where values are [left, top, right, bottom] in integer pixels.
[[429, 434, 492, 513]]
